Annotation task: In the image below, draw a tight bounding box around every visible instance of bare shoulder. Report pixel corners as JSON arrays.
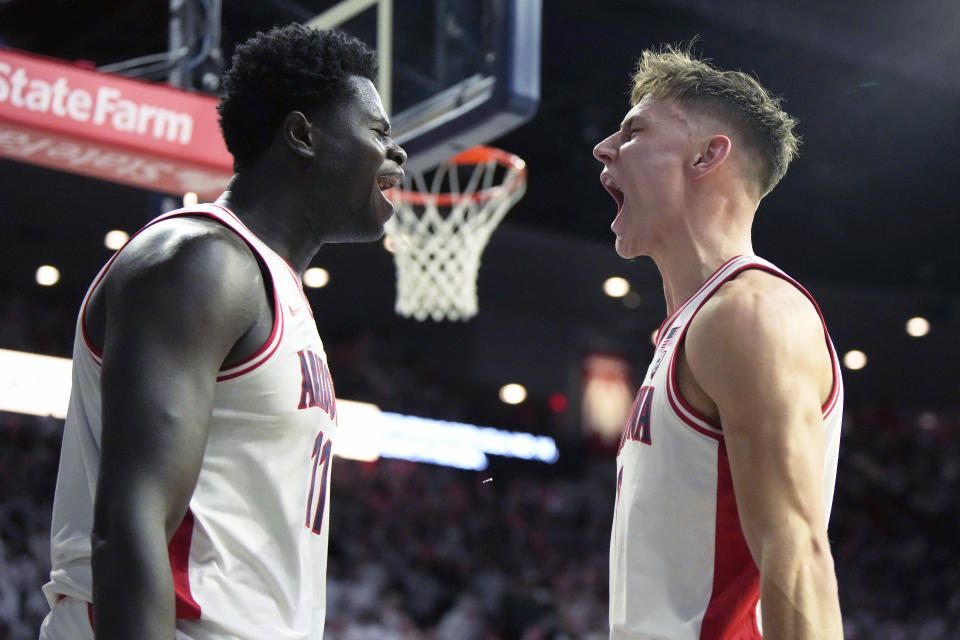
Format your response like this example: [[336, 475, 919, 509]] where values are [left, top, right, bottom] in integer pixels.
[[684, 268, 831, 406], [107, 217, 261, 290], [92, 216, 266, 351], [689, 269, 821, 351]]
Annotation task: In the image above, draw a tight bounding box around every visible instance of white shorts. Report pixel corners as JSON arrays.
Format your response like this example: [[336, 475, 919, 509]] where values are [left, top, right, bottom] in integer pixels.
[[39, 596, 94, 640]]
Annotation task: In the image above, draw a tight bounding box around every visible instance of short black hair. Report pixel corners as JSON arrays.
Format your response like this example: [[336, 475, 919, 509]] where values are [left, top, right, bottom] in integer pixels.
[[218, 24, 378, 173]]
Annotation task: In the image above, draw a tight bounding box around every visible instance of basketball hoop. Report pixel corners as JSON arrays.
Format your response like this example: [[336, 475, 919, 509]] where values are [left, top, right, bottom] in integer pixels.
[[385, 146, 528, 321]]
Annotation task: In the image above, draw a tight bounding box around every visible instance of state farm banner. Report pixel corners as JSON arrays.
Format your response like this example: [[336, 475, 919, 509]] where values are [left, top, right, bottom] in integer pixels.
[[0, 48, 233, 198]]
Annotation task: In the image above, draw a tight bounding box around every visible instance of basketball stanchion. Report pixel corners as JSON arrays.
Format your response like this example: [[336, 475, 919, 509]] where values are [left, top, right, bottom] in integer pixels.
[[385, 146, 528, 321]]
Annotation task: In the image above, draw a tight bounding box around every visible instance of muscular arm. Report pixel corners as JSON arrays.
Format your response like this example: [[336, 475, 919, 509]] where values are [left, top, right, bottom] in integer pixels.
[[684, 273, 843, 639], [90, 220, 265, 640]]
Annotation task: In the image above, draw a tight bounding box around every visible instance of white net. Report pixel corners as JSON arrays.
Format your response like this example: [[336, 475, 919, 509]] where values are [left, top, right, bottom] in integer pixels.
[[385, 147, 527, 321]]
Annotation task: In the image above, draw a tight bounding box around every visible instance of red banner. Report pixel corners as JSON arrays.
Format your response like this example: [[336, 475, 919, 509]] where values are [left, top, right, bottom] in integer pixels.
[[0, 48, 232, 198]]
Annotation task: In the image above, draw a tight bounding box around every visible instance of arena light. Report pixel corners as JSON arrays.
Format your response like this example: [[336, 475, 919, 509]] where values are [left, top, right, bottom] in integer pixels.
[[1, 349, 559, 470], [378, 412, 559, 469], [906, 316, 930, 337], [302, 267, 329, 288], [0, 349, 73, 418], [383, 233, 412, 254], [377, 415, 489, 470], [36, 265, 60, 286], [182, 192, 199, 207], [581, 352, 635, 446], [917, 411, 938, 430], [843, 350, 867, 370], [548, 392, 568, 413], [332, 400, 381, 461], [622, 290, 641, 309], [104, 229, 129, 250], [603, 276, 630, 298], [499, 383, 527, 405]]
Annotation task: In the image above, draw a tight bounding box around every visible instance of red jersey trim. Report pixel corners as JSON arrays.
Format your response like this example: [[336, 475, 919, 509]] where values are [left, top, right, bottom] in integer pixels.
[[728, 264, 841, 418], [209, 203, 312, 316], [53, 595, 96, 629], [664, 261, 842, 439], [280, 261, 315, 319], [655, 256, 745, 346], [661, 258, 755, 437], [699, 441, 762, 639], [665, 353, 723, 439], [79, 204, 285, 382], [188, 205, 287, 379], [168, 509, 202, 620], [80, 259, 128, 363], [77, 211, 191, 362], [217, 297, 285, 381]]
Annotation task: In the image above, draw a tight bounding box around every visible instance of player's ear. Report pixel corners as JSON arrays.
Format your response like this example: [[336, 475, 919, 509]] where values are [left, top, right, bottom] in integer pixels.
[[689, 134, 731, 181], [283, 111, 315, 160]]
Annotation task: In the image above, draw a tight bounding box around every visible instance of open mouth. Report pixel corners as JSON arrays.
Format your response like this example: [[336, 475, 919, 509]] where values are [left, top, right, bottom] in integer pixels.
[[601, 173, 624, 213], [377, 171, 403, 192]]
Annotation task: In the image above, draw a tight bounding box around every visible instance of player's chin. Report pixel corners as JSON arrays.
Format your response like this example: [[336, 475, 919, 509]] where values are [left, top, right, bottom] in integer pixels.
[[350, 223, 386, 243], [363, 212, 391, 241], [331, 216, 387, 244], [614, 236, 638, 260], [373, 189, 396, 223]]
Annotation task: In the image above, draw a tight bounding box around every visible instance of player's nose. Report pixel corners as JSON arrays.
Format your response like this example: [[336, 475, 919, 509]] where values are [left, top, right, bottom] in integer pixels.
[[388, 140, 407, 167], [593, 132, 617, 164]]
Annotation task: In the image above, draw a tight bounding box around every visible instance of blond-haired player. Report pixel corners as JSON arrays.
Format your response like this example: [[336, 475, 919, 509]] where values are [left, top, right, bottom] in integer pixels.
[[594, 44, 844, 639]]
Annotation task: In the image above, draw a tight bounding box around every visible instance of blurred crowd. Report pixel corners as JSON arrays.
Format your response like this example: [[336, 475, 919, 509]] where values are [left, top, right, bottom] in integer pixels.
[[3, 408, 960, 639], [324, 458, 611, 640], [2, 287, 960, 639], [0, 413, 60, 640]]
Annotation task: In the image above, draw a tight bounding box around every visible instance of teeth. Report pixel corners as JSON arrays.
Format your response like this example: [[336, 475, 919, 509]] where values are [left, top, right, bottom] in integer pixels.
[[378, 175, 400, 191]]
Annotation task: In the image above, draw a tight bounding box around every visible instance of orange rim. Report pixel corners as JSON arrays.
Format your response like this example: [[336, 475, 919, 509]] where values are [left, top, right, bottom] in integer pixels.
[[388, 146, 527, 207]]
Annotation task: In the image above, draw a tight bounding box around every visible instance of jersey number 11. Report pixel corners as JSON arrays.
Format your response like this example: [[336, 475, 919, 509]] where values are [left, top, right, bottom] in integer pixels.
[[305, 430, 333, 535]]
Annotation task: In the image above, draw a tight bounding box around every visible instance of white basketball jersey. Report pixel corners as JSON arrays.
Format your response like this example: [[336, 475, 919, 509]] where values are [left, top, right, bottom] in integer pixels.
[[43, 204, 339, 639], [609, 255, 843, 640]]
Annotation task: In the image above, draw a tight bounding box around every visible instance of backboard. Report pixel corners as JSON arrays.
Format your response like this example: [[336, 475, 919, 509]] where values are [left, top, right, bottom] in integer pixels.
[[306, 0, 541, 172]]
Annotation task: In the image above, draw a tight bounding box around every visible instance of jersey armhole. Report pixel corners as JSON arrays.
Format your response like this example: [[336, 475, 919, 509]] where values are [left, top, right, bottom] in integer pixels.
[[665, 264, 841, 434], [79, 208, 283, 376], [664, 327, 724, 440], [737, 266, 841, 417]]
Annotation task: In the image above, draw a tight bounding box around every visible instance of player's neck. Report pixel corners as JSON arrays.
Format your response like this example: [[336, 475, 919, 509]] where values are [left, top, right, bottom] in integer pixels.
[[654, 237, 754, 314], [654, 196, 756, 313], [216, 177, 320, 275]]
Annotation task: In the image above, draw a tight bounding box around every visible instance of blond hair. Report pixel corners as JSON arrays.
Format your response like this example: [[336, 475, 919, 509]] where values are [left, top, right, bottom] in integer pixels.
[[630, 43, 799, 197]]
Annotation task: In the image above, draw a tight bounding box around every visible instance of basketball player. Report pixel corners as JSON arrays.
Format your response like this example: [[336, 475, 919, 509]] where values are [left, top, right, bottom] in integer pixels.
[[39, 24, 406, 640], [594, 45, 844, 639]]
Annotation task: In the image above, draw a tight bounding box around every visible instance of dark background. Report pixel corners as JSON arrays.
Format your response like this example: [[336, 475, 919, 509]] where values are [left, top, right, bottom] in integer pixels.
[[2, 2, 960, 637], [1, 0, 958, 431]]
